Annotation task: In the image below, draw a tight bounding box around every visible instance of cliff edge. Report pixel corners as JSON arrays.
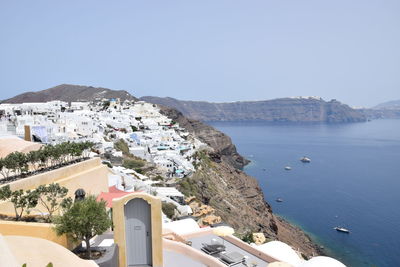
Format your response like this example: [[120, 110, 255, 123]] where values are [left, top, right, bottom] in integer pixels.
[[142, 96, 366, 123], [160, 105, 322, 257]]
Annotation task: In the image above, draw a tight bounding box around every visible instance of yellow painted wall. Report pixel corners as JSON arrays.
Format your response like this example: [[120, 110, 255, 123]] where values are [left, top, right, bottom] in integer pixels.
[[113, 193, 163, 267], [0, 157, 109, 215], [0, 220, 75, 249], [3, 235, 98, 267]]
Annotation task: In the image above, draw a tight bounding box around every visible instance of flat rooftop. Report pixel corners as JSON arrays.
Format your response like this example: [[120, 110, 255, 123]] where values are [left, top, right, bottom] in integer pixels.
[[188, 234, 269, 267]]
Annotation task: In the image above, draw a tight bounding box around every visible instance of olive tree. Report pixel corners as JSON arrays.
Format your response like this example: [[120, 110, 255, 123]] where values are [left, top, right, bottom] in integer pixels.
[[0, 185, 39, 221], [54, 195, 111, 259], [35, 183, 72, 222]]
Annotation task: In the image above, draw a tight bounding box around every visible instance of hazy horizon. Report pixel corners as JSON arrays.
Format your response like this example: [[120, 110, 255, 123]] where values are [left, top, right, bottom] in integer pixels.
[[1, 1, 399, 107]]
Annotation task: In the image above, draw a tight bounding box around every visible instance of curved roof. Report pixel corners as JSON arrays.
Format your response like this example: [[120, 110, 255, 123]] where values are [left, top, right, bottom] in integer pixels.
[[256, 241, 303, 266], [0, 137, 42, 158], [3, 235, 97, 267], [163, 218, 200, 236], [296, 256, 346, 267], [268, 262, 294, 267]]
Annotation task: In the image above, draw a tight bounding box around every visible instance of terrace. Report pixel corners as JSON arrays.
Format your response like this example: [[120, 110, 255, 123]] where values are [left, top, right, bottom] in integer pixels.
[[188, 234, 270, 267]]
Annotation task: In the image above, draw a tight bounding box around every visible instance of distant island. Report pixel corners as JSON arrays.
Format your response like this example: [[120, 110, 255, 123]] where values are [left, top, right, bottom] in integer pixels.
[[361, 99, 400, 119], [141, 96, 367, 123]]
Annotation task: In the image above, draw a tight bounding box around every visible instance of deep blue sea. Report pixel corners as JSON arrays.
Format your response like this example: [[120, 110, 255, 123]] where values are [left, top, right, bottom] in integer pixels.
[[209, 119, 400, 267]]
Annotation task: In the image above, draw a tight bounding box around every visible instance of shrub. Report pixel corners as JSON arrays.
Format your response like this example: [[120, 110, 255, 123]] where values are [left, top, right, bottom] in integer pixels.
[[240, 231, 254, 244], [114, 139, 130, 154], [153, 175, 164, 181], [162, 202, 176, 219], [122, 159, 145, 169], [177, 178, 197, 197]]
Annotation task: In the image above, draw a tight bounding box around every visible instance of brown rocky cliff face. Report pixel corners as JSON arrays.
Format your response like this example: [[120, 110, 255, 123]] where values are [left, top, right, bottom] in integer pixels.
[[143, 96, 366, 123], [161, 106, 321, 257], [160, 106, 249, 169]]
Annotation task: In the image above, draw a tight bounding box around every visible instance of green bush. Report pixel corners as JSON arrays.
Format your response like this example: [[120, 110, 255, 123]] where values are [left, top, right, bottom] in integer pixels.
[[240, 231, 254, 244], [162, 202, 176, 219], [114, 139, 130, 154], [122, 159, 145, 169], [153, 175, 164, 181], [177, 178, 197, 197]]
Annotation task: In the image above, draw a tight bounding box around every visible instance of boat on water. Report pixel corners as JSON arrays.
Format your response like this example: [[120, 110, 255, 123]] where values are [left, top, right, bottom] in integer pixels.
[[284, 166, 292, 170], [334, 226, 350, 233], [276, 198, 284, 202], [300, 156, 311, 163]]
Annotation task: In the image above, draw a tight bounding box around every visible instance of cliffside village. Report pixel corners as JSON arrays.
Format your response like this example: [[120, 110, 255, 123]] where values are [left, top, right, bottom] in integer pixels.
[[0, 98, 346, 267]]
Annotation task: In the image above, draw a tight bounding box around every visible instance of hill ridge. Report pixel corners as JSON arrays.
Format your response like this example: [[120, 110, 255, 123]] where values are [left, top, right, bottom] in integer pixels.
[[2, 84, 137, 103]]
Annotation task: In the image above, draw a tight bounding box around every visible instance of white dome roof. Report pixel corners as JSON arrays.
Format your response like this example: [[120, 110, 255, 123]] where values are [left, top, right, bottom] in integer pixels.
[[296, 256, 346, 267], [256, 241, 303, 266]]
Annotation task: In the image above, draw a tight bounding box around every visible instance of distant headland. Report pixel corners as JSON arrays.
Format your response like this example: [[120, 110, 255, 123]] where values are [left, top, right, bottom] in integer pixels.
[[141, 96, 367, 123]]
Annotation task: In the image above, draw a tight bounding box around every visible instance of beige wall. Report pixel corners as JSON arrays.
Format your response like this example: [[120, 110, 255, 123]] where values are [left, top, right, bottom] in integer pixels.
[[1, 235, 97, 267], [112, 193, 163, 267], [0, 220, 74, 249], [0, 157, 109, 215]]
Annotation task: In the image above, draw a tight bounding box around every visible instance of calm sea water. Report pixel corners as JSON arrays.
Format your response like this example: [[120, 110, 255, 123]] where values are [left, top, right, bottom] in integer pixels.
[[209, 119, 400, 267]]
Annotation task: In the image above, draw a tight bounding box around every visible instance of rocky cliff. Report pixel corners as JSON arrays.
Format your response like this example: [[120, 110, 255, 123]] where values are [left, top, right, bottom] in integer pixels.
[[160, 105, 322, 257], [361, 108, 400, 119], [2, 84, 137, 103], [159, 106, 249, 169], [142, 96, 366, 123]]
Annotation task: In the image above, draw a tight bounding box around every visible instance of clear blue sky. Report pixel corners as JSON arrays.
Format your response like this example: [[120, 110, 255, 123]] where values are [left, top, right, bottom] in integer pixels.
[[0, 0, 399, 107]]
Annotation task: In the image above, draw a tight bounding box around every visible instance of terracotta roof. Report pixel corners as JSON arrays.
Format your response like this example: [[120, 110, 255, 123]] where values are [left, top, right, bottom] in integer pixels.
[[97, 186, 138, 208]]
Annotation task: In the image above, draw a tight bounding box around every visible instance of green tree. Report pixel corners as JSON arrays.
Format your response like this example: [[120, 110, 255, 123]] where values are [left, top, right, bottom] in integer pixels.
[[0, 158, 10, 179], [35, 183, 72, 222], [54, 195, 111, 259], [0, 185, 12, 201], [3, 153, 19, 176], [8, 187, 39, 221], [27, 150, 41, 171]]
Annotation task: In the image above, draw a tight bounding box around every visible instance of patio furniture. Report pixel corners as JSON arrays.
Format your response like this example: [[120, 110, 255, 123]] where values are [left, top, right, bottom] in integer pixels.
[[201, 241, 226, 255], [219, 251, 246, 266]]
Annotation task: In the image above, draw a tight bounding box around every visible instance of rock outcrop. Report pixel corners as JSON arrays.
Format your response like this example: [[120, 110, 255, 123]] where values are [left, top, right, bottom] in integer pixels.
[[159, 106, 249, 169], [142, 96, 366, 123]]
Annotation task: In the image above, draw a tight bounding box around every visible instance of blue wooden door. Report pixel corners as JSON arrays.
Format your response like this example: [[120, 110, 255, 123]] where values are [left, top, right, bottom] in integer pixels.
[[125, 198, 152, 266]]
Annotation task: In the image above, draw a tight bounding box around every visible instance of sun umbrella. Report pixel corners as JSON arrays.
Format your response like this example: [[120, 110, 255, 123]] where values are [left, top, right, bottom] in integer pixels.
[[213, 226, 234, 245]]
